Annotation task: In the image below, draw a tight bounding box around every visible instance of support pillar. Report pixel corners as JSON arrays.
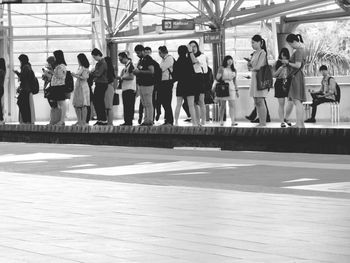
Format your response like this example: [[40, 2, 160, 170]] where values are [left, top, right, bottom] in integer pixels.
[[277, 17, 298, 53]]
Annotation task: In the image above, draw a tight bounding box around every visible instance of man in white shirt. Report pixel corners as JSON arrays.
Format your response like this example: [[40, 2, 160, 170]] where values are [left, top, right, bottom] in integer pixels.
[[158, 46, 175, 125]]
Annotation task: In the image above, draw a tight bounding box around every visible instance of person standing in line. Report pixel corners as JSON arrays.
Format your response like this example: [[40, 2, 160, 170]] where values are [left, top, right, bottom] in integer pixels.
[[214, 55, 239, 126], [14, 54, 35, 124], [0, 58, 6, 125], [118, 52, 136, 126], [104, 56, 116, 126], [91, 48, 108, 126], [42, 56, 61, 126], [173, 45, 197, 126], [188, 40, 208, 126], [71, 53, 90, 126], [283, 33, 307, 128], [158, 46, 174, 126], [50, 50, 67, 126], [133, 44, 155, 126], [247, 35, 269, 127], [273, 48, 294, 127]]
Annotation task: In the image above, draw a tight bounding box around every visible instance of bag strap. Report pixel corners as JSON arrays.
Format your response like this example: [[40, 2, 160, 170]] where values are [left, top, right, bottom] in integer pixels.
[[286, 64, 302, 79]]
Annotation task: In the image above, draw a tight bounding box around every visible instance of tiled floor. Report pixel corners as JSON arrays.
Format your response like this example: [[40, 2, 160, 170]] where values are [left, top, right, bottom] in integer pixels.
[[1, 143, 350, 262]]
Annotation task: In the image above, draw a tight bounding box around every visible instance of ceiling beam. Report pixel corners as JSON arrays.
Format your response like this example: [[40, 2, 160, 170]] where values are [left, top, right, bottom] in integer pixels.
[[224, 0, 330, 28], [114, 0, 150, 35], [284, 10, 350, 24], [223, 0, 244, 23], [115, 24, 158, 37]]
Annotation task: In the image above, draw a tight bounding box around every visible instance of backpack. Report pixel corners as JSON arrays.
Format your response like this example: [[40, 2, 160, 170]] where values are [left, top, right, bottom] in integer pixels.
[[151, 59, 162, 85], [328, 77, 341, 103], [31, 71, 39, 95], [65, 71, 74, 93]]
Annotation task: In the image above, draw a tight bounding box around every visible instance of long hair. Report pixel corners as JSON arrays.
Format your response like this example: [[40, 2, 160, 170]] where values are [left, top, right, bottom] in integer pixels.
[[286, 34, 304, 43], [252, 35, 267, 53], [275, 48, 290, 70], [178, 45, 188, 58], [46, 56, 56, 70], [0, 58, 6, 73], [189, 40, 202, 57], [77, 53, 90, 69], [222, 55, 236, 73], [53, 50, 67, 66], [105, 56, 115, 83]]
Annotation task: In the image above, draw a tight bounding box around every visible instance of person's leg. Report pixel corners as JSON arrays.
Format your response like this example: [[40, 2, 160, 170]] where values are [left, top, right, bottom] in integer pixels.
[[198, 93, 206, 125], [74, 107, 80, 125], [182, 98, 190, 118], [254, 97, 267, 126], [163, 81, 174, 124], [138, 101, 144, 124], [141, 85, 154, 124], [123, 89, 136, 125], [153, 87, 161, 121], [57, 100, 66, 124], [285, 100, 293, 122], [293, 99, 305, 128], [107, 109, 114, 125], [82, 106, 87, 125], [264, 98, 271, 122], [18, 92, 31, 123], [219, 100, 226, 125], [187, 96, 198, 126], [228, 100, 236, 125], [310, 98, 322, 120], [278, 98, 285, 123], [246, 106, 257, 120], [0, 86, 4, 122], [93, 83, 108, 122], [174, 97, 183, 126]]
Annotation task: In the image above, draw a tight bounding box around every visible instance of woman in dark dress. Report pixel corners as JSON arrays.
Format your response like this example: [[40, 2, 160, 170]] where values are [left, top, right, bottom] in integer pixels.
[[173, 45, 197, 126], [14, 54, 35, 124], [0, 58, 6, 125]]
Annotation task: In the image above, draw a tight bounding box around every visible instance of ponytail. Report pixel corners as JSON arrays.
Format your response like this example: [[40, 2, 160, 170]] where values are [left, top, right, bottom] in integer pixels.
[[296, 34, 304, 43], [252, 34, 267, 53]]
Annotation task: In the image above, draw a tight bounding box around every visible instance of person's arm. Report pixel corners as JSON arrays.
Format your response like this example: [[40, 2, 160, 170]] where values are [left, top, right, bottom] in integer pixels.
[[160, 56, 173, 72], [233, 71, 239, 98], [187, 45, 199, 65], [93, 61, 106, 78], [216, 67, 223, 81], [272, 62, 284, 78], [283, 49, 302, 69], [121, 66, 135, 81], [326, 78, 336, 96], [251, 51, 266, 71]]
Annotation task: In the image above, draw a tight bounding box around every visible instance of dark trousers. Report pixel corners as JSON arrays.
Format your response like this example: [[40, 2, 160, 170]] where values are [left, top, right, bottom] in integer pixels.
[[17, 91, 31, 123], [311, 97, 335, 119], [182, 98, 190, 118], [0, 85, 4, 121], [122, 89, 136, 125], [139, 87, 161, 121], [248, 98, 271, 121], [93, 82, 108, 122], [158, 80, 174, 124]]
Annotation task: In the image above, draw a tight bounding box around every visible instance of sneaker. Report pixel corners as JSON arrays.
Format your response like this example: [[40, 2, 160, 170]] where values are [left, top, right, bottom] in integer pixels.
[[140, 122, 153, 126], [305, 118, 316, 123], [251, 118, 259, 123], [94, 121, 107, 126], [284, 119, 292, 126], [281, 122, 287, 128], [231, 123, 238, 126], [184, 118, 191, 122]]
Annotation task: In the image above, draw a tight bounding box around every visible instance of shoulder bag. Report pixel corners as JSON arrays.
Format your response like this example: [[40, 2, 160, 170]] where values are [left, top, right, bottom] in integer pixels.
[[256, 51, 273, 91]]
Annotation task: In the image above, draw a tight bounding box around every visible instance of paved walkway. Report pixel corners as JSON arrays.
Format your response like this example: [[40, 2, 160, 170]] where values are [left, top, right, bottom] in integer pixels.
[[1, 143, 350, 262]]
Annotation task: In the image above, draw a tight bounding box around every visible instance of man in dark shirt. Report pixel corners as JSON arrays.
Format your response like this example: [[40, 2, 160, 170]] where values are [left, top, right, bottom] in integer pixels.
[[91, 48, 108, 125], [133, 44, 155, 126]]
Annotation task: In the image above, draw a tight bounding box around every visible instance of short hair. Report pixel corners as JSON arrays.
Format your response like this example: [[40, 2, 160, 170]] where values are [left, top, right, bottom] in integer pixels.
[[144, 46, 152, 52], [91, 48, 103, 57], [286, 34, 304, 44], [158, 46, 168, 54], [118, 52, 128, 59], [134, 44, 145, 52], [319, 65, 328, 71], [77, 53, 90, 68]]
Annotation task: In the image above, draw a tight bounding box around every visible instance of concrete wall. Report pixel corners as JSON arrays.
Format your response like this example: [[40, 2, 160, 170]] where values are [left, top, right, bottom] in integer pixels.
[[11, 76, 350, 123]]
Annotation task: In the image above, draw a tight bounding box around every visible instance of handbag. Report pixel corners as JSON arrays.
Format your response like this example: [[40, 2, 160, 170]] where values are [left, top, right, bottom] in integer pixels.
[[215, 80, 230, 97], [112, 93, 119, 105], [255, 51, 273, 91]]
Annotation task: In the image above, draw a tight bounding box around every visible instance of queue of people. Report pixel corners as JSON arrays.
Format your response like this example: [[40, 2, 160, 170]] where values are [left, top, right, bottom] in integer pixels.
[[0, 33, 340, 127]]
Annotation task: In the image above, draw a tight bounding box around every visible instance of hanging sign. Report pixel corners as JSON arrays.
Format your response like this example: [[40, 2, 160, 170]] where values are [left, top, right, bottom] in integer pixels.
[[162, 19, 195, 31], [203, 31, 221, 44]]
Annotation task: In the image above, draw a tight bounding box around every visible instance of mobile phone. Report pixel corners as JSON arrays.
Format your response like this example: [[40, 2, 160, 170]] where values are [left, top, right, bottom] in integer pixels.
[[244, 57, 251, 62], [42, 68, 45, 72]]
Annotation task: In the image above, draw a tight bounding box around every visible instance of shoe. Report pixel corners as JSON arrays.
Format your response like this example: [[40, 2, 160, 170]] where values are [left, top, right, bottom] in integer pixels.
[[94, 121, 107, 126], [281, 122, 287, 128], [184, 118, 191, 122], [140, 122, 153, 126], [231, 123, 238, 126], [251, 118, 259, 123], [284, 119, 292, 126], [245, 115, 254, 121], [55, 121, 65, 126], [305, 118, 316, 123]]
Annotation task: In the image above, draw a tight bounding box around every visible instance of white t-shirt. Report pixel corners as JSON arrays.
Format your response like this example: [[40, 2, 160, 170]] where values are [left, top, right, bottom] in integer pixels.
[[121, 61, 135, 91], [193, 53, 208, 74]]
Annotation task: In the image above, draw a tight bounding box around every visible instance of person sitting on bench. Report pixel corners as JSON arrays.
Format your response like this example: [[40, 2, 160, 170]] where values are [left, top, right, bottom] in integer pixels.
[[305, 65, 338, 123]]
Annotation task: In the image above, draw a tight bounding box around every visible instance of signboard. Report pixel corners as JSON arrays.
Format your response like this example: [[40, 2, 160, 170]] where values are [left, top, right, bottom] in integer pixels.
[[203, 31, 221, 44], [162, 19, 195, 31]]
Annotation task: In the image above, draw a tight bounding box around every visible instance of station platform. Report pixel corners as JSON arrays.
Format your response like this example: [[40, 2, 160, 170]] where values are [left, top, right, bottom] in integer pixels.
[[1, 120, 350, 155]]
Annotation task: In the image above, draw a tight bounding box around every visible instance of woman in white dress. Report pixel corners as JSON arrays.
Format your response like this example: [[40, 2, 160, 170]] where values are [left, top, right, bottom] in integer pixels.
[[214, 55, 239, 126], [72, 53, 90, 126]]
